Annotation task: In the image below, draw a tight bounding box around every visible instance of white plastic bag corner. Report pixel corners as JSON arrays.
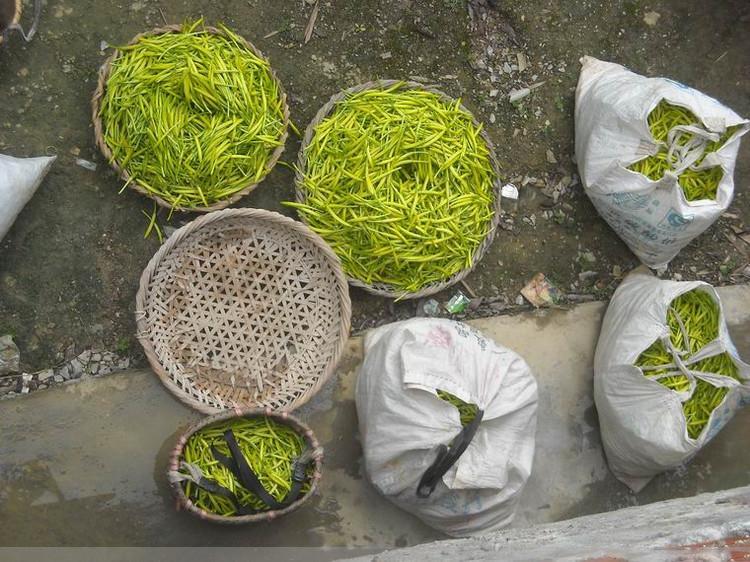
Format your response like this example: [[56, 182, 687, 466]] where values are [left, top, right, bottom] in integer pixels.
[[0, 154, 56, 241]]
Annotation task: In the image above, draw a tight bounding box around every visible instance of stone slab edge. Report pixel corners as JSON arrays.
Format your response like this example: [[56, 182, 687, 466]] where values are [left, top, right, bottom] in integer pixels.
[[343, 485, 750, 561]]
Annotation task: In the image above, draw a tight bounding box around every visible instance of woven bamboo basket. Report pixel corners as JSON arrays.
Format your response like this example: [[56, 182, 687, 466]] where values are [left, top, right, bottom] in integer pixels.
[[0, 0, 21, 44], [168, 408, 323, 524], [294, 79, 503, 300], [91, 24, 290, 213], [136, 208, 351, 414]]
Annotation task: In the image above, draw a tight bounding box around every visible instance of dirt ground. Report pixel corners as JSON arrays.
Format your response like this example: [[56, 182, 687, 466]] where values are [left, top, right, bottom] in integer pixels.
[[1, 0, 749, 372]]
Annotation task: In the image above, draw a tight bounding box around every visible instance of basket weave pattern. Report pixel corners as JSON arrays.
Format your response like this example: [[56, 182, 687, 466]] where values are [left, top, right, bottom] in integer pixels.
[[136, 209, 351, 414], [295, 79, 502, 300], [168, 408, 323, 524], [91, 25, 290, 213]]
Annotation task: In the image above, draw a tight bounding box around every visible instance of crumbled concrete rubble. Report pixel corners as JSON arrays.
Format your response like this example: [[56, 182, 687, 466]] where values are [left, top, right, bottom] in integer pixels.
[[0, 335, 21, 376], [0, 348, 130, 399]]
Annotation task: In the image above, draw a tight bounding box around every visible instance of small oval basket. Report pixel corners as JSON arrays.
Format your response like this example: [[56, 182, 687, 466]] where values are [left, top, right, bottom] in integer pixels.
[[295, 79, 502, 300], [136, 208, 351, 414], [91, 24, 290, 213], [168, 408, 323, 524]]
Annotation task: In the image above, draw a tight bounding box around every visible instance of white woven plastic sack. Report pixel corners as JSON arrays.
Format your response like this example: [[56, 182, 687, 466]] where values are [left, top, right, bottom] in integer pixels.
[[594, 268, 750, 492], [575, 56, 749, 269], [0, 154, 56, 241], [355, 318, 537, 536]]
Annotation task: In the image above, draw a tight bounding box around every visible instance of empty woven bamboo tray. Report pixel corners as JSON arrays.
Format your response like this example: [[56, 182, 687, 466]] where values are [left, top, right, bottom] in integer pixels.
[[136, 208, 351, 414], [168, 408, 323, 524], [91, 23, 289, 213], [294, 79, 502, 300]]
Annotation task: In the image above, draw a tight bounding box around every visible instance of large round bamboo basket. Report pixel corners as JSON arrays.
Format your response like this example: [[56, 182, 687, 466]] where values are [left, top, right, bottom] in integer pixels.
[[91, 24, 290, 213], [294, 79, 502, 300], [136, 208, 351, 414]]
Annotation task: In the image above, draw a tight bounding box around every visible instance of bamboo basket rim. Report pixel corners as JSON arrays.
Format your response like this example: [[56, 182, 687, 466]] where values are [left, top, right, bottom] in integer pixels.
[[135, 207, 352, 415], [91, 23, 290, 213], [294, 79, 502, 300], [0, 0, 22, 41], [168, 408, 323, 524]]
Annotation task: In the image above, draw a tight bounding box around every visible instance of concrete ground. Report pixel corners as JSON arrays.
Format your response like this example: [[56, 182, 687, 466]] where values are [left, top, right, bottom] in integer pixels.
[[1, 0, 749, 374], [1, 284, 748, 551], [348, 486, 750, 561]]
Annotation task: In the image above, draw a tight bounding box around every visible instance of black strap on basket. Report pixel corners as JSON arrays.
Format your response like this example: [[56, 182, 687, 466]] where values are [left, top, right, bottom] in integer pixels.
[[211, 429, 311, 511], [187, 473, 256, 516], [416, 408, 484, 499]]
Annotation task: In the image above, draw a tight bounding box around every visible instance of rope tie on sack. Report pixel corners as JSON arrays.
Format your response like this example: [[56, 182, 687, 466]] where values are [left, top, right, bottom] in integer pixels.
[[639, 305, 705, 401], [665, 124, 720, 174]]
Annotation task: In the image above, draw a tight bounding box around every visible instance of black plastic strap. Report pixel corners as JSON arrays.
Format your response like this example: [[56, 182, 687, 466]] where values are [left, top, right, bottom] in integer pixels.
[[213, 429, 286, 510], [190, 475, 255, 515], [416, 408, 485, 498], [212, 429, 311, 510], [285, 457, 309, 504]]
